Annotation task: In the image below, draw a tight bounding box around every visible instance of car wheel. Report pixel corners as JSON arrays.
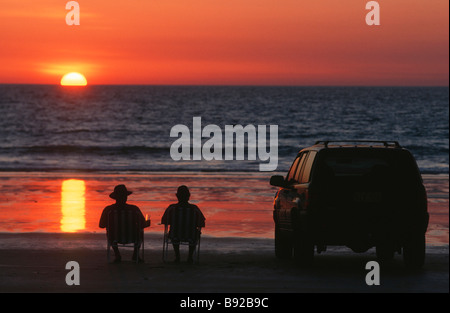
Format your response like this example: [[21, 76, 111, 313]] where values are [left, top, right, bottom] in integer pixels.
[[275, 227, 292, 259], [403, 233, 426, 269], [293, 230, 314, 266]]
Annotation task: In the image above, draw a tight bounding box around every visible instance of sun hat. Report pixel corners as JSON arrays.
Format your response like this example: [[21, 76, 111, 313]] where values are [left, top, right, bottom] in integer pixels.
[[109, 184, 132, 199]]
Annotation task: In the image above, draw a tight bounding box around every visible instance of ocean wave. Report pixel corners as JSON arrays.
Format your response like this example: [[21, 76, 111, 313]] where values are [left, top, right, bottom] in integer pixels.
[[0, 160, 446, 174], [0, 85, 447, 175], [1, 145, 170, 155]]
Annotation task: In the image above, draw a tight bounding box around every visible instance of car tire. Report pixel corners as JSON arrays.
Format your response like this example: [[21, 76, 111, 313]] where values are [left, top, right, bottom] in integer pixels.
[[403, 233, 426, 269], [275, 227, 292, 259], [293, 230, 314, 266]]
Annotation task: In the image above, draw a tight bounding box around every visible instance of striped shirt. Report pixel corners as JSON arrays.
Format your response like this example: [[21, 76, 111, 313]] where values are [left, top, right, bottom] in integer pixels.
[[99, 203, 146, 244], [161, 202, 205, 244]]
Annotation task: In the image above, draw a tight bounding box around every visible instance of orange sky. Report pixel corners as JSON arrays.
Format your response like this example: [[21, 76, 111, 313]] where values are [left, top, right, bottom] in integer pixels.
[[0, 0, 448, 86]]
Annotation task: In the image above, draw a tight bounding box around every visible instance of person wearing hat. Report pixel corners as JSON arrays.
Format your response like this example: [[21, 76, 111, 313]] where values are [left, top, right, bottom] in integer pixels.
[[161, 185, 205, 263], [99, 184, 150, 263]]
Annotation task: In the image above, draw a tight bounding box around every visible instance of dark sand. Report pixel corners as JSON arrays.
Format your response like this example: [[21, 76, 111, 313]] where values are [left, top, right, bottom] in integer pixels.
[[0, 233, 447, 293]]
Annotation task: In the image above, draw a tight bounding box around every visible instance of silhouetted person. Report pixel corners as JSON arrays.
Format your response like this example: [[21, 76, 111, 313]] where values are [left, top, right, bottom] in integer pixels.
[[161, 185, 205, 263], [99, 184, 150, 263]]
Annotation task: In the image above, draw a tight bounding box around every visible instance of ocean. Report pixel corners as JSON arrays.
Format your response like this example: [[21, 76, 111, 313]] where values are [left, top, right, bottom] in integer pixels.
[[0, 85, 448, 242], [0, 85, 448, 174]]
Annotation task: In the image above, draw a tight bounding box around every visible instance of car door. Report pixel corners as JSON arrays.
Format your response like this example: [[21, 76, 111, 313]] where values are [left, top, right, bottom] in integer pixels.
[[277, 152, 308, 231], [292, 151, 317, 219]]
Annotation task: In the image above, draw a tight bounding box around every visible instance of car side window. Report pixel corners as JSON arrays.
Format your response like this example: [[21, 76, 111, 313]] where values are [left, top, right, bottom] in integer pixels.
[[300, 151, 317, 183], [294, 152, 307, 182], [287, 156, 301, 182]]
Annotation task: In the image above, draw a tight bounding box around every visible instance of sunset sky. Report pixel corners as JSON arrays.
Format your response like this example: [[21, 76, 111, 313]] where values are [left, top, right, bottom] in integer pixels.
[[0, 0, 448, 86]]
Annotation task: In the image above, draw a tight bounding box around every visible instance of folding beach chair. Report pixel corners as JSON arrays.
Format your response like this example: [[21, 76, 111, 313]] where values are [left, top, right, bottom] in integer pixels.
[[162, 205, 202, 263], [106, 209, 145, 263]]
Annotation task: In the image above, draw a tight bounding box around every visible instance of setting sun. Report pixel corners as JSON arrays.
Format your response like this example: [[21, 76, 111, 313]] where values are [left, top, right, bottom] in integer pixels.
[[60, 72, 87, 86]]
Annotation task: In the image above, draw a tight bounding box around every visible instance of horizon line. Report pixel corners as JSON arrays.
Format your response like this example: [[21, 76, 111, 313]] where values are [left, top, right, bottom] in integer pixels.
[[0, 83, 448, 88]]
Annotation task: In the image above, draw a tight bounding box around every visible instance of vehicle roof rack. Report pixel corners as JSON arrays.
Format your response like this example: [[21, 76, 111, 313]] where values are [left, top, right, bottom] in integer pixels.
[[315, 140, 402, 148]]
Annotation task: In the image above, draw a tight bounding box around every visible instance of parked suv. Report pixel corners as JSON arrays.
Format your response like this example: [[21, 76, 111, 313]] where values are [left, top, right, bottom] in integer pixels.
[[270, 141, 429, 268]]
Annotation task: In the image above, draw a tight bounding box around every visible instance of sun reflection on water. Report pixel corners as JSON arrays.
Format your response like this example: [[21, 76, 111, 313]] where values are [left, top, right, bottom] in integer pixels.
[[60, 179, 86, 232]]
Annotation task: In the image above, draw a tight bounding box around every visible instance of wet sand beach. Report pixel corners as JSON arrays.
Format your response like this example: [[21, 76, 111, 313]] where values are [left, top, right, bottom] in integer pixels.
[[0, 172, 447, 241], [0, 171, 278, 237]]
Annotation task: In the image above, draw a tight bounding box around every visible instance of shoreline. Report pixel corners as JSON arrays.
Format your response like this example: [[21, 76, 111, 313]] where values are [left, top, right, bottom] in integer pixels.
[[0, 231, 448, 250], [0, 232, 276, 252]]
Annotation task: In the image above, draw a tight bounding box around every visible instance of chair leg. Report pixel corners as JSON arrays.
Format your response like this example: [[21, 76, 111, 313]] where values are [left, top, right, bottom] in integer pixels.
[[197, 235, 201, 263], [174, 244, 181, 263], [140, 232, 145, 263], [139, 242, 144, 263], [162, 234, 168, 263], [132, 243, 143, 264], [197, 244, 200, 263]]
